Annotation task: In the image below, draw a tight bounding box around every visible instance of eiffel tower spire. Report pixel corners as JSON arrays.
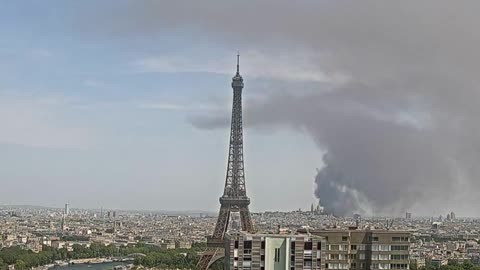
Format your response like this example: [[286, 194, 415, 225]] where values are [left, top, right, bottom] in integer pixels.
[[197, 54, 255, 270], [236, 52, 240, 75]]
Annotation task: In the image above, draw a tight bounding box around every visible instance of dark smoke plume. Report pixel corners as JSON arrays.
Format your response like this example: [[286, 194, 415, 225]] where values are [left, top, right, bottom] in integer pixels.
[[90, 0, 480, 216]]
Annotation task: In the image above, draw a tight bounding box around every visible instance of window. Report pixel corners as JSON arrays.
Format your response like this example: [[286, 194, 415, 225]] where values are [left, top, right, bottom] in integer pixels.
[[372, 254, 379, 260], [317, 242, 322, 250], [349, 254, 357, 260], [392, 237, 409, 242], [291, 242, 296, 250], [304, 241, 313, 250], [379, 264, 391, 269], [391, 245, 408, 251], [351, 263, 357, 269], [329, 254, 339, 260], [391, 255, 409, 260], [304, 260, 312, 267], [380, 245, 390, 251], [235, 241, 239, 248], [372, 245, 379, 251], [372, 263, 379, 269], [391, 264, 408, 269], [342, 236, 349, 241], [328, 263, 348, 269], [379, 254, 389, 260], [359, 253, 366, 260], [261, 241, 265, 249], [274, 248, 281, 262], [261, 255, 265, 261], [351, 245, 357, 250], [369, 236, 379, 242], [358, 245, 366, 251], [244, 241, 252, 249], [329, 245, 339, 251]]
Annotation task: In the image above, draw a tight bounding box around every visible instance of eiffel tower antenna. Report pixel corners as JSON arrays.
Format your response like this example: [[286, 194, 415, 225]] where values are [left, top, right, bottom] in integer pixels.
[[236, 51, 240, 74], [197, 54, 255, 270]]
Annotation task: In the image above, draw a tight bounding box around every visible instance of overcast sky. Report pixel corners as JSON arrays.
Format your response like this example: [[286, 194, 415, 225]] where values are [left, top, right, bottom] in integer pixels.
[[1, 1, 479, 217]]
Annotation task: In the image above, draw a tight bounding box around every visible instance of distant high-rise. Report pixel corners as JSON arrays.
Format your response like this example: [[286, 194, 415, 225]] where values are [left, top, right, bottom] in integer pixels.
[[405, 212, 412, 220], [450, 211, 456, 220], [64, 203, 69, 216], [61, 214, 66, 231]]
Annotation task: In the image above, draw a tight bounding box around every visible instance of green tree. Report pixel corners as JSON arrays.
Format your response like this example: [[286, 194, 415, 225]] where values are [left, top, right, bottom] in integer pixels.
[[0, 258, 6, 270], [15, 259, 27, 270]]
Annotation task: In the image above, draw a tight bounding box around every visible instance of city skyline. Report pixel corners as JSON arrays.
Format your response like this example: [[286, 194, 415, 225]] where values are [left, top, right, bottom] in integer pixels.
[[2, 1, 480, 217]]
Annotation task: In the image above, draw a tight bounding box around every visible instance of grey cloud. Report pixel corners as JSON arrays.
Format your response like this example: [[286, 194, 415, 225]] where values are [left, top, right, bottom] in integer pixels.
[[94, 1, 480, 216]]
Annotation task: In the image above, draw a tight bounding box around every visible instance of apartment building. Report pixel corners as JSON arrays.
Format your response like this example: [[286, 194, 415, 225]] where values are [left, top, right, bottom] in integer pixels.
[[225, 231, 327, 270], [297, 228, 411, 270]]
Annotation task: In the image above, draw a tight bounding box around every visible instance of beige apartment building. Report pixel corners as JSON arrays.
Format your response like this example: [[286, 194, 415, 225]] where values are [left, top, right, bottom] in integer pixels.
[[225, 228, 411, 270], [225, 231, 327, 270], [298, 228, 411, 270]]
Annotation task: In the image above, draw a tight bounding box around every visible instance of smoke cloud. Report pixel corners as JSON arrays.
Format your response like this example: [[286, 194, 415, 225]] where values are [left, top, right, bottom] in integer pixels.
[[91, 0, 480, 216]]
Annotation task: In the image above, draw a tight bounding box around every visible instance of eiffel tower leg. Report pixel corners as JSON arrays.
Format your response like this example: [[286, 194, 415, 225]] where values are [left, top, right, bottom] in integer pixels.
[[197, 247, 225, 270], [212, 205, 231, 240], [239, 205, 255, 232], [198, 206, 231, 270], [197, 249, 214, 270]]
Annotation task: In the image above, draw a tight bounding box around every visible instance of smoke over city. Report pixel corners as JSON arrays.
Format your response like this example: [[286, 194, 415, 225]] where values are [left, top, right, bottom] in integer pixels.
[[95, 1, 480, 216]]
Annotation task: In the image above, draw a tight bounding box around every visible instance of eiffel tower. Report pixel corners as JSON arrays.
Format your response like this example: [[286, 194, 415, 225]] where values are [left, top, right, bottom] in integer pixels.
[[197, 54, 255, 270]]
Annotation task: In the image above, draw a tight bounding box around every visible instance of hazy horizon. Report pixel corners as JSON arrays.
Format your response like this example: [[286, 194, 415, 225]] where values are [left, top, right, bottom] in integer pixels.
[[1, 1, 480, 217]]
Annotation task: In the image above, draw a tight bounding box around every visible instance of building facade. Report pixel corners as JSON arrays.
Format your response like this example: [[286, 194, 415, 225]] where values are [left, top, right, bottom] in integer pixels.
[[298, 229, 411, 270], [225, 231, 327, 270]]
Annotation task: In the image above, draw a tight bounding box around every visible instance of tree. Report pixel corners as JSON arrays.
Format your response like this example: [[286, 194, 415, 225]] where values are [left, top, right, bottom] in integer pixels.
[[0, 258, 5, 270], [15, 259, 27, 270]]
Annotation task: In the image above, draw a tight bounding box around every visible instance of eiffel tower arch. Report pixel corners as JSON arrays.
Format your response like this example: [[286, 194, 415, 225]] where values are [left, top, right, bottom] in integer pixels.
[[197, 55, 255, 270]]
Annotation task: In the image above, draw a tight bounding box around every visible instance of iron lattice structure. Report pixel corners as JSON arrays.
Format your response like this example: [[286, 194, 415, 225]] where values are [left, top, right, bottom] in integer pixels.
[[197, 55, 255, 270]]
